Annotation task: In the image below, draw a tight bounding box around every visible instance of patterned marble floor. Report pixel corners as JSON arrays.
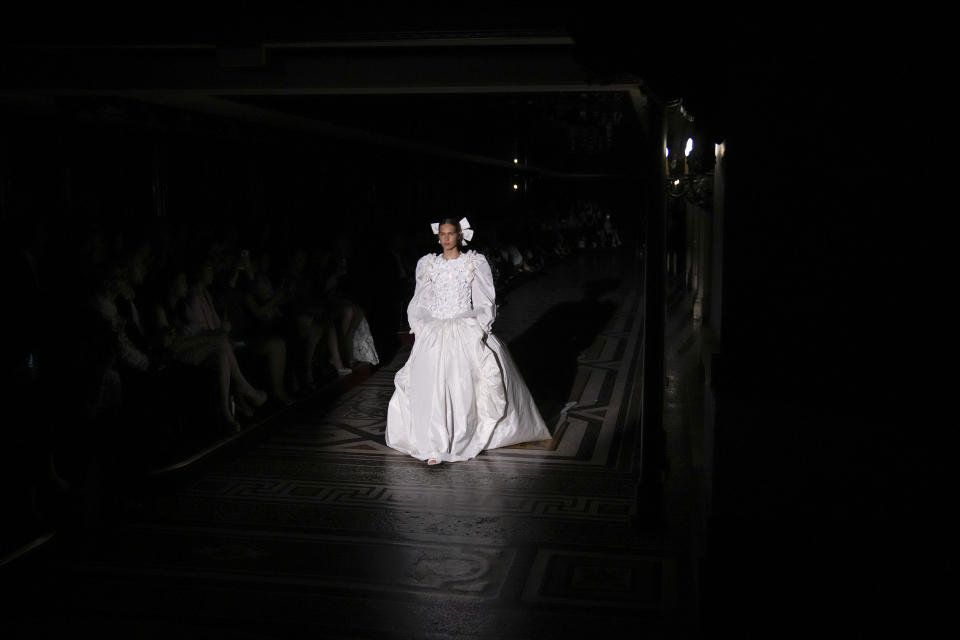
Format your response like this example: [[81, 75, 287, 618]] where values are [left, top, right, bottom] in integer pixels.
[[7, 251, 689, 639]]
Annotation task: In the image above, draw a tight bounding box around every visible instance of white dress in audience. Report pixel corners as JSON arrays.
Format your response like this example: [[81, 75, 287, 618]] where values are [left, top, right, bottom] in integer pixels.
[[351, 315, 379, 366]]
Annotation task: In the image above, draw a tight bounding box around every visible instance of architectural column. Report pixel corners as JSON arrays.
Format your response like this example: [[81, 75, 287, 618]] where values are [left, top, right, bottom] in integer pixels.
[[631, 88, 667, 522]]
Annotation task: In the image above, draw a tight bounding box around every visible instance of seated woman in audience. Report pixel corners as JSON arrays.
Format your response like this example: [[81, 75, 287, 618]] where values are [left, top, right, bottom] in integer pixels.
[[309, 244, 379, 373], [229, 249, 294, 405], [283, 247, 352, 381], [114, 242, 156, 364], [84, 260, 151, 420], [154, 259, 267, 428]]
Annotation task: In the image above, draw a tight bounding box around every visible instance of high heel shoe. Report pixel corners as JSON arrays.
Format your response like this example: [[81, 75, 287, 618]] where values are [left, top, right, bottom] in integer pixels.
[[221, 412, 242, 433], [329, 359, 352, 377], [235, 396, 255, 418], [245, 388, 268, 408]]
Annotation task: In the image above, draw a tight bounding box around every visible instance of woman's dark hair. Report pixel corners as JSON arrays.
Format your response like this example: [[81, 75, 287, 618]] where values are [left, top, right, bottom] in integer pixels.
[[184, 251, 213, 284], [436, 217, 467, 252]]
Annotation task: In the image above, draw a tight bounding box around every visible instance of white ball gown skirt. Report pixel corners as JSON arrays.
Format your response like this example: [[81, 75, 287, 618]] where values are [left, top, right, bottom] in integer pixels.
[[386, 315, 551, 463]]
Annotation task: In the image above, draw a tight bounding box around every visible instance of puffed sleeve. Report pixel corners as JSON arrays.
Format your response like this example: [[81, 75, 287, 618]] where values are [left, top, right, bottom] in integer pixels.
[[471, 252, 497, 334], [406, 254, 434, 334]]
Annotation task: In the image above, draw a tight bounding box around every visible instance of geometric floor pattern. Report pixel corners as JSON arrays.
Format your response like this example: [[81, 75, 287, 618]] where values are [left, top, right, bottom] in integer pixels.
[[7, 251, 686, 639]]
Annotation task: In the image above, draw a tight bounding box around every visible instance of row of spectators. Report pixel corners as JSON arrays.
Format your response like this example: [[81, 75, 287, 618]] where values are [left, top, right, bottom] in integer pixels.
[[2, 212, 391, 544], [0, 199, 622, 550], [474, 200, 626, 283]]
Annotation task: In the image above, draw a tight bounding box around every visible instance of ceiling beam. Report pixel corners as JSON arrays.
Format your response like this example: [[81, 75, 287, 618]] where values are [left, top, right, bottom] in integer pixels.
[[124, 92, 623, 178], [1, 42, 641, 95], [0, 33, 642, 177], [14, 34, 575, 50]]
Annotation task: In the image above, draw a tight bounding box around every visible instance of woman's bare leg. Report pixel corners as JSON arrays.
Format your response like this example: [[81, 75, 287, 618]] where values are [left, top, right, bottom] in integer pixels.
[[223, 342, 267, 407], [208, 343, 237, 424], [302, 317, 321, 385], [338, 303, 356, 366], [260, 336, 292, 405], [327, 321, 348, 372]]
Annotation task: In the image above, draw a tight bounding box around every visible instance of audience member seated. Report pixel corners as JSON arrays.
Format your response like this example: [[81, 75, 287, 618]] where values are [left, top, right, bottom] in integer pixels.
[[227, 249, 294, 405], [601, 212, 623, 248], [84, 260, 151, 420], [232, 248, 320, 390], [58, 259, 154, 526], [276, 247, 345, 381], [112, 241, 165, 423], [307, 245, 379, 374], [114, 242, 153, 353], [155, 256, 267, 429]]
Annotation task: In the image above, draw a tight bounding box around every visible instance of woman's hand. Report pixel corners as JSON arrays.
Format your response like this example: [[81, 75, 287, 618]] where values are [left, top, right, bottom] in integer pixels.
[[206, 333, 228, 347], [465, 316, 487, 339]]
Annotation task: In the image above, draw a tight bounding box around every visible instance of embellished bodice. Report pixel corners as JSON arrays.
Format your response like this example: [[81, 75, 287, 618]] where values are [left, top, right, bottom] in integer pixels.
[[427, 253, 475, 319], [408, 250, 494, 335]]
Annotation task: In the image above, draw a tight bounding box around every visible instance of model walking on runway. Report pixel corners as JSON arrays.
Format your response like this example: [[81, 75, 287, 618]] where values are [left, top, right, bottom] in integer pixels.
[[386, 217, 552, 465]]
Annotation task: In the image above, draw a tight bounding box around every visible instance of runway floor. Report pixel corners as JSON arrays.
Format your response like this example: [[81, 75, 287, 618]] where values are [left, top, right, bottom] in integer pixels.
[[6, 250, 703, 639]]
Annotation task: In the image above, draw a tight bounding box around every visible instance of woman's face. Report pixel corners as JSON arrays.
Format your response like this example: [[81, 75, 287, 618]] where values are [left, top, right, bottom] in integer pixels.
[[291, 250, 307, 273], [170, 273, 188, 299], [438, 223, 460, 252], [129, 253, 148, 285], [201, 262, 214, 286]]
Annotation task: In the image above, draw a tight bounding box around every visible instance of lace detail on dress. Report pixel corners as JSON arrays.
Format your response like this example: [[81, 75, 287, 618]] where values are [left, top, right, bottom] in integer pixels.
[[427, 252, 474, 319], [351, 315, 380, 366]]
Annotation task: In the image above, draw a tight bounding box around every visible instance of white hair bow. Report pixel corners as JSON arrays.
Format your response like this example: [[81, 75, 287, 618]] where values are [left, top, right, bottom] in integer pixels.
[[431, 217, 474, 244]]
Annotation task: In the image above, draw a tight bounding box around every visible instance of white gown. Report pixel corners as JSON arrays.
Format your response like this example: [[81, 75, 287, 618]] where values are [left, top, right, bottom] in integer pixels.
[[386, 250, 552, 462]]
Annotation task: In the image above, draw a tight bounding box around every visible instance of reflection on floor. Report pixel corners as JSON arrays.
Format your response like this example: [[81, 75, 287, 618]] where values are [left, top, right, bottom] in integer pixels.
[[7, 251, 700, 639]]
